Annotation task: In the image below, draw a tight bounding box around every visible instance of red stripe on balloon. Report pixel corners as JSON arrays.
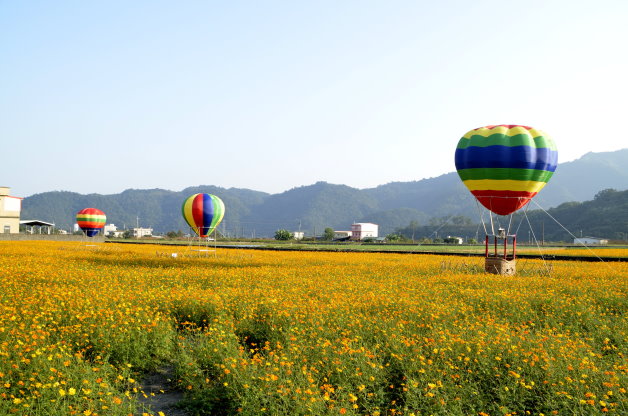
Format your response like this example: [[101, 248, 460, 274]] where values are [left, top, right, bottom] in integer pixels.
[[192, 194, 205, 230], [78, 208, 105, 216], [77, 221, 104, 228], [482, 125, 532, 130], [470, 190, 538, 216]]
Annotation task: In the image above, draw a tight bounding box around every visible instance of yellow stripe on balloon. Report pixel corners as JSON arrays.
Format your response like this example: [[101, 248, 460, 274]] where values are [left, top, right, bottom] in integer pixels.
[[462, 179, 548, 193], [182, 194, 197, 227], [462, 126, 544, 139]]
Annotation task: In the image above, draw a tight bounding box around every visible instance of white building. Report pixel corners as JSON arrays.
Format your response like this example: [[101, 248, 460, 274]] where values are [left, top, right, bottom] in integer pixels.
[[20, 220, 54, 234], [0, 187, 22, 234], [104, 223, 117, 234], [574, 237, 608, 245], [104, 224, 124, 238], [133, 227, 153, 238], [293, 231, 304, 240], [351, 223, 378, 240], [334, 231, 352, 240]]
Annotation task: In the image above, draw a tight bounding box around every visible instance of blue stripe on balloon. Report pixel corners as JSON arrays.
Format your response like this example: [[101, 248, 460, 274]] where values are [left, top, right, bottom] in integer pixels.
[[454, 145, 558, 171], [202, 194, 215, 235]]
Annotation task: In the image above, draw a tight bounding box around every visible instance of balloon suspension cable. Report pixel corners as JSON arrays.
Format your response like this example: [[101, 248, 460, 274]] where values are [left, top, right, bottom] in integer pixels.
[[530, 199, 608, 265], [514, 200, 532, 236], [506, 213, 514, 236], [429, 212, 458, 240], [522, 208, 553, 277], [474, 199, 489, 237], [488, 209, 495, 236]]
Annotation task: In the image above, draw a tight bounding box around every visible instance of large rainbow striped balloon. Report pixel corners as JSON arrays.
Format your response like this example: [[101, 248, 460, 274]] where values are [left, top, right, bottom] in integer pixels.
[[455, 125, 558, 216], [182, 193, 225, 238], [76, 208, 107, 237]]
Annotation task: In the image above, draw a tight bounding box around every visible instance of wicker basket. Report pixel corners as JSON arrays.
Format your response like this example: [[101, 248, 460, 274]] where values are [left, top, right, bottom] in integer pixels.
[[485, 256, 516, 276]]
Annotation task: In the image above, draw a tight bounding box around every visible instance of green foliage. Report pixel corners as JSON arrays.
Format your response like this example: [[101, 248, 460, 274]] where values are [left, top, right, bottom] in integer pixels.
[[385, 233, 403, 242], [443, 236, 462, 244], [274, 229, 293, 240], [166, 230, 184, 239], [322, 227, 335, 241], [429, 215, 473, 226], [514, 188, 628, 242]]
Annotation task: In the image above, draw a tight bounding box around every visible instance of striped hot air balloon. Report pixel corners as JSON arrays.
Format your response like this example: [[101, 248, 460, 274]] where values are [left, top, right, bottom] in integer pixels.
[[182, 193, 225, 238], [455, 125, 558, 216], [76, 208, 107, 237]]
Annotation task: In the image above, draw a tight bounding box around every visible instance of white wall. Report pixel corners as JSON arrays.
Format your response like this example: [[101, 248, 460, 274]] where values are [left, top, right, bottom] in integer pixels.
[[3, 197, 21, 212]]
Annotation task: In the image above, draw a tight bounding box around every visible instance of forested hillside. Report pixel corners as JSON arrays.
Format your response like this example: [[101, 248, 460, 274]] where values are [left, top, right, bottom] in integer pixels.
[[393, 189, 628, 243], [20, 149, 628, 237]]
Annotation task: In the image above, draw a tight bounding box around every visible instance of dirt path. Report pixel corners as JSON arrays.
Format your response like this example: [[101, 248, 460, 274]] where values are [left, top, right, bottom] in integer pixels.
[[138, 366, 188, 416]]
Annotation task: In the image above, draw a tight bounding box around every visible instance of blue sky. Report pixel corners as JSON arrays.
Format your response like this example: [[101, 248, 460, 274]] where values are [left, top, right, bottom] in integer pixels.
[[2, 0, 627, 197]]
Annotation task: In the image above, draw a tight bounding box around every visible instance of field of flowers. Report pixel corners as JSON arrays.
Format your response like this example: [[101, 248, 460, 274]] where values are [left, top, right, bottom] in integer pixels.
[[0, 241, 626, 416]]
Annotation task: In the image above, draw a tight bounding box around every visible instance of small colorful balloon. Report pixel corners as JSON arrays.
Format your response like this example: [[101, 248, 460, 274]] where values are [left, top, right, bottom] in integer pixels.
[[182, 193, 225, 237], [455, 125, 558, 215], [76, 208, 107, 237]]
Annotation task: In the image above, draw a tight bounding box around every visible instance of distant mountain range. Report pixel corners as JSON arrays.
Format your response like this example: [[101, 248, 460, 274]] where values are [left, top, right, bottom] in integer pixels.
[[21, 149, 628, 237]]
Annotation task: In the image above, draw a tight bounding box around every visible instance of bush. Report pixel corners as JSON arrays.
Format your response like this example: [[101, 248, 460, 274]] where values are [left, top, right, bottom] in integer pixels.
[[274, 229, 293, 241]]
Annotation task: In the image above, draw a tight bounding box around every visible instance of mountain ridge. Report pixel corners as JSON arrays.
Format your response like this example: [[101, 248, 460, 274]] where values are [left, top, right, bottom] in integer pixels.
[[20, 149, 628, 237]]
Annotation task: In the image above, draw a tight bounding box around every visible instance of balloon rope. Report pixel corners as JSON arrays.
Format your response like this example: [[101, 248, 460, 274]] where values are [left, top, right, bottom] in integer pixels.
[[429, 213, 457, 240], [475, 199, 488, 236], [514, 201, 531, 236], [506, 213, 513, 236], [522, 208, 553, 277], [489, 209, 495, 236], [530, 200, 608, 264]]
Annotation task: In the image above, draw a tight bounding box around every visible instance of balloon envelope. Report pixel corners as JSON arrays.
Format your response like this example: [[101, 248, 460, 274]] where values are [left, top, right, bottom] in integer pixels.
[[76, 208, 107, 237], [182, 193, 225, 237], [455, 125, 558, 216]]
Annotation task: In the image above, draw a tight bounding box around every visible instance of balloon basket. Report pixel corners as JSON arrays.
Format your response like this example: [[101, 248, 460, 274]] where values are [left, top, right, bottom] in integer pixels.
[[187, 231, 217, 257], [484, 256, 516, 276], [484, 232, 517, 275], [81, 232, 103, 248]]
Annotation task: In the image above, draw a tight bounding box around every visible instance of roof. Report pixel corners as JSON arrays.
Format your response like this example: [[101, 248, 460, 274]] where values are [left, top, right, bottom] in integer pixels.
[[20, 220, 55, 227]]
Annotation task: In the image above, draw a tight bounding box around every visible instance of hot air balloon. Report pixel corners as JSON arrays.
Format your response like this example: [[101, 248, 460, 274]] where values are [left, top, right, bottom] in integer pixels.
[[182, 193, 225, 238], [455, 125, 558, 216], [76, 208, 106, 237], [455, 125, 558, 275]]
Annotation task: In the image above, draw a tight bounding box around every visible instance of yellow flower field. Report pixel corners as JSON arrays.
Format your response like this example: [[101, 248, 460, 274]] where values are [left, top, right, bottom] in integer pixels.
[[0, 241, 626, 415]]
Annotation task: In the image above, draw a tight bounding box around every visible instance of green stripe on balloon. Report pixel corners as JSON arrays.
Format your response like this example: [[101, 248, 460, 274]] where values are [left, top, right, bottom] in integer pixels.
[[210, 198, 224, 230], [457, 168, 554, 182], [456, 133, 556, 150], [76, 217, 106, 223]]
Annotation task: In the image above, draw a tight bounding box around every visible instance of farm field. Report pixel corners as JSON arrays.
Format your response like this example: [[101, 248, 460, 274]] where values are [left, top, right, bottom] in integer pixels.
[[0, 241, 626, 416], [113, 240, 628, 259], [255, 244, 628, 259]]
